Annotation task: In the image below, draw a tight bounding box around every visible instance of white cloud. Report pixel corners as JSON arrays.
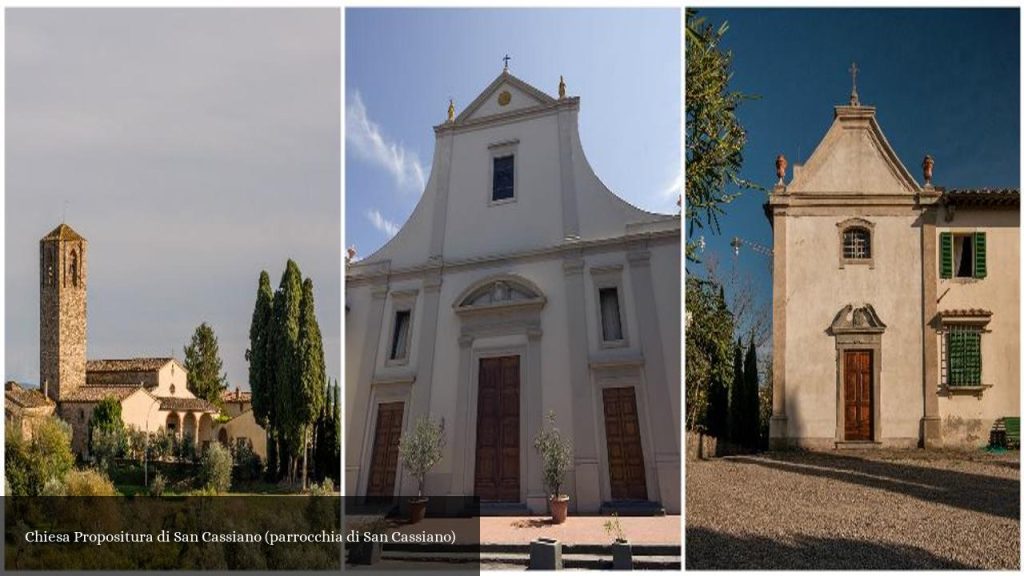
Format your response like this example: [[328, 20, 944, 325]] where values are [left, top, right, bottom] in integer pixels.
[[366, 208, 400, 238], [347, 91, 426, 192]]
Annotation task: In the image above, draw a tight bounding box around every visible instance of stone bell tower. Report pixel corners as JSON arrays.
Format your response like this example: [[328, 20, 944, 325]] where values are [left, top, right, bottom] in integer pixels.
[[40, 223, 87, 402]]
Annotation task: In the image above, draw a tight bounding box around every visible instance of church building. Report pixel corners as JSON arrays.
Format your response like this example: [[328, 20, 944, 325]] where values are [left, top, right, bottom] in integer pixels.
[[767, 80, 1019, 449], [32, 223, 266, 458], [345, 66, 681, 514]]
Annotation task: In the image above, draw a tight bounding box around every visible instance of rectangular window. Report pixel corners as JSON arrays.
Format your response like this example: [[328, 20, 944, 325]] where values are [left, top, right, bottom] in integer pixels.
[[946, 325, 982, 387], [599, 287, 624, 342], [954, 235, 974, 278], [492, 155, 515, 201], [940, 231, 986, 279], [390, 310, 411, 361]]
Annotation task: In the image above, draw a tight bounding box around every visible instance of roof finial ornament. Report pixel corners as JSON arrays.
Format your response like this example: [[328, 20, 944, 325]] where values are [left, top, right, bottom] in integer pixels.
[[558, 75, 566, 99], [922, 154, 934, 188], [447, 98, 455, 123], [502, 54, 511, 73], [775, 154, 787, 186], [849, 61, 860, 106]]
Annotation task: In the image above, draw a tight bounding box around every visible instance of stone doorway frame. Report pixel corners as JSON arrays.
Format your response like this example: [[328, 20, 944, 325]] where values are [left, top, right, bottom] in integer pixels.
[[829, 304, 885, 443]]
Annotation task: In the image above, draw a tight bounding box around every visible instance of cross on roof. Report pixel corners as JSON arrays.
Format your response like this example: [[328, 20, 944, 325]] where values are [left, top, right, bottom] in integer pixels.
[[849, 61, 860, 106], [503, 54, 511, 71]]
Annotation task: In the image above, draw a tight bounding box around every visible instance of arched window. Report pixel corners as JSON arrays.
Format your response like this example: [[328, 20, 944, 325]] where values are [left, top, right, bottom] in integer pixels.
[[842, 228, 871, 259], [69, 249, 79, 287]]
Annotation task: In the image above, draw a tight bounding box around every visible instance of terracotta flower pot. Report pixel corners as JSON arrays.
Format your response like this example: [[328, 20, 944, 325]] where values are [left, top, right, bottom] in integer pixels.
[[549, 495, 569, 524], [409, 497, 428, 524]]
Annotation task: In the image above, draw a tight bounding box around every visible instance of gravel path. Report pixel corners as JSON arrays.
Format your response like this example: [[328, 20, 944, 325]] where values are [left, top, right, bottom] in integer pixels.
[[686, 449, 1019, 570]]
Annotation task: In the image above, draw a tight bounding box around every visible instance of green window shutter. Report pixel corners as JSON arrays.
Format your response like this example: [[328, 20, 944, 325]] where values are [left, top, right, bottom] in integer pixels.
[[940, 232, 953, 279], [974, 232, 987, 278], [967, 332, 982, 385], [948, 331, 963, 386], [947, 329, 982, 387]]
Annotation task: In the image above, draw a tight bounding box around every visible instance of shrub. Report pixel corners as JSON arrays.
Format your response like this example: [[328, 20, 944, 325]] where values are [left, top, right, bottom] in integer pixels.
[[308, 477, 334, 496], [5, 417, 76, 496], [40, 476, 67, 496], [65, 469, 117, 496], [151, 472, 167, 497], [533, 411, 573, 498], [199, 443, 233, 494], [231, 440, 264, 483]]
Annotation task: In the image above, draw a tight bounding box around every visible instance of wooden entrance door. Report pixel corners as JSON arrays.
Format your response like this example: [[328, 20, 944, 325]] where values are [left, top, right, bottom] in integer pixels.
[[844, 351, 873, 441], [366, 401, 404, 498], [603, 386, 648, 501], [474, 356, 520, 502]]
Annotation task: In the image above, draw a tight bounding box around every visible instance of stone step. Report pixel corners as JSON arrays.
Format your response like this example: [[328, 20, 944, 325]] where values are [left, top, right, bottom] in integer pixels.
[[599, 500, 666, 516], [380, 550, 681, 569]]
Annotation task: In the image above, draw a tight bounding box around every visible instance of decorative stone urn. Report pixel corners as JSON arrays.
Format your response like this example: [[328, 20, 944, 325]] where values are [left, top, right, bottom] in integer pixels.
[[775, 154, 787, 184]]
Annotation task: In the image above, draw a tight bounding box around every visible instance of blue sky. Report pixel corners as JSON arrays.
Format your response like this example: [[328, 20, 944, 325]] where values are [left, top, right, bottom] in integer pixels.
[[690, 8, 1020, 335], [345, 8, 681, 258]]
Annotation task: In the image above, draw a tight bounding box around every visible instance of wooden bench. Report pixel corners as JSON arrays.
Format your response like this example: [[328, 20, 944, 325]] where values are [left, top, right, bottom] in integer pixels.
[[990, 417, 1019, 450], [1005, 417, 1020, 449]]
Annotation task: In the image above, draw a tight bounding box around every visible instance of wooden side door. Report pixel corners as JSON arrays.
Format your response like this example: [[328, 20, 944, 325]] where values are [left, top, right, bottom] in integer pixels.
[[366, 401, 404, 498], [844, 351, 873, 441], [475, 356, 521, 502], [603, 386, 648, 501]]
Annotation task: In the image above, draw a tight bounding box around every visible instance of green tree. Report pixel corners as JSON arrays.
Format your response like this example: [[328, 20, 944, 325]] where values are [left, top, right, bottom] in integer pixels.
[[247, 271, 275, 430], [200, 443, 233, 494], [295, 278, 327, 490], [743, 337, 760, 449], [89, 395, 126, 467], [685, 9, 759, 261], [5, 417, 75, 496], [184, 322, 228, 405], [684, 277, 735, 433], [728, 339, 744, 444], [272, 260, 304, 482], [247, 270, 278, 481]]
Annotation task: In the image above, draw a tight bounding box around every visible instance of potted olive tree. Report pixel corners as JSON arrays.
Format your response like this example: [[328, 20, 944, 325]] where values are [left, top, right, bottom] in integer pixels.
[[398, 416, 446, 524], [533, 411, 573, 524]]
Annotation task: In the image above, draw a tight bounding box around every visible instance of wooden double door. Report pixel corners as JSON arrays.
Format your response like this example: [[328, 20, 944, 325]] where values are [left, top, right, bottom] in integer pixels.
[[475, 356, 521, 502], [366, 401, 404, 498], [844, 350, 873, 441], [603, 386, 648, 501]]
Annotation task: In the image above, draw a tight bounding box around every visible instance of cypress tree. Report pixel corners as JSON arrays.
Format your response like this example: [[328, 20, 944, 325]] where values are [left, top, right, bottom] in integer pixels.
[[743, 337, 760, 449], [247, 271, 277, 480], [273, 260, 304, 483], [248, 272, 275, 428], [728, 339, 744, 444], [296, 278, 326, 490]]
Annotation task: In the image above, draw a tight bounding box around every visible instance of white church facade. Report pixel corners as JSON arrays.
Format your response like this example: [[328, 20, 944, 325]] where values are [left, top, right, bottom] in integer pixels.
[[345, 69, 681, 514], [768, 89, 1019, 449]]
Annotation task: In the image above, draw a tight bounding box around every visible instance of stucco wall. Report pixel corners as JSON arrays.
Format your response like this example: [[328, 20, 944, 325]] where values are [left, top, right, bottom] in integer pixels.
[[784, 214, 924, 444], [935, 208, 1020, 446]]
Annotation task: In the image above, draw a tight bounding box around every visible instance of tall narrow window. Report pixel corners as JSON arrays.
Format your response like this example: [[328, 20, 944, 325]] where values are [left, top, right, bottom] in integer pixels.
[[599, 287, 623, 342], [69, 249, 79, 287], [390, 310, 411, 361], [492, 155, 515, 202], [946, 325, 982, 387]]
